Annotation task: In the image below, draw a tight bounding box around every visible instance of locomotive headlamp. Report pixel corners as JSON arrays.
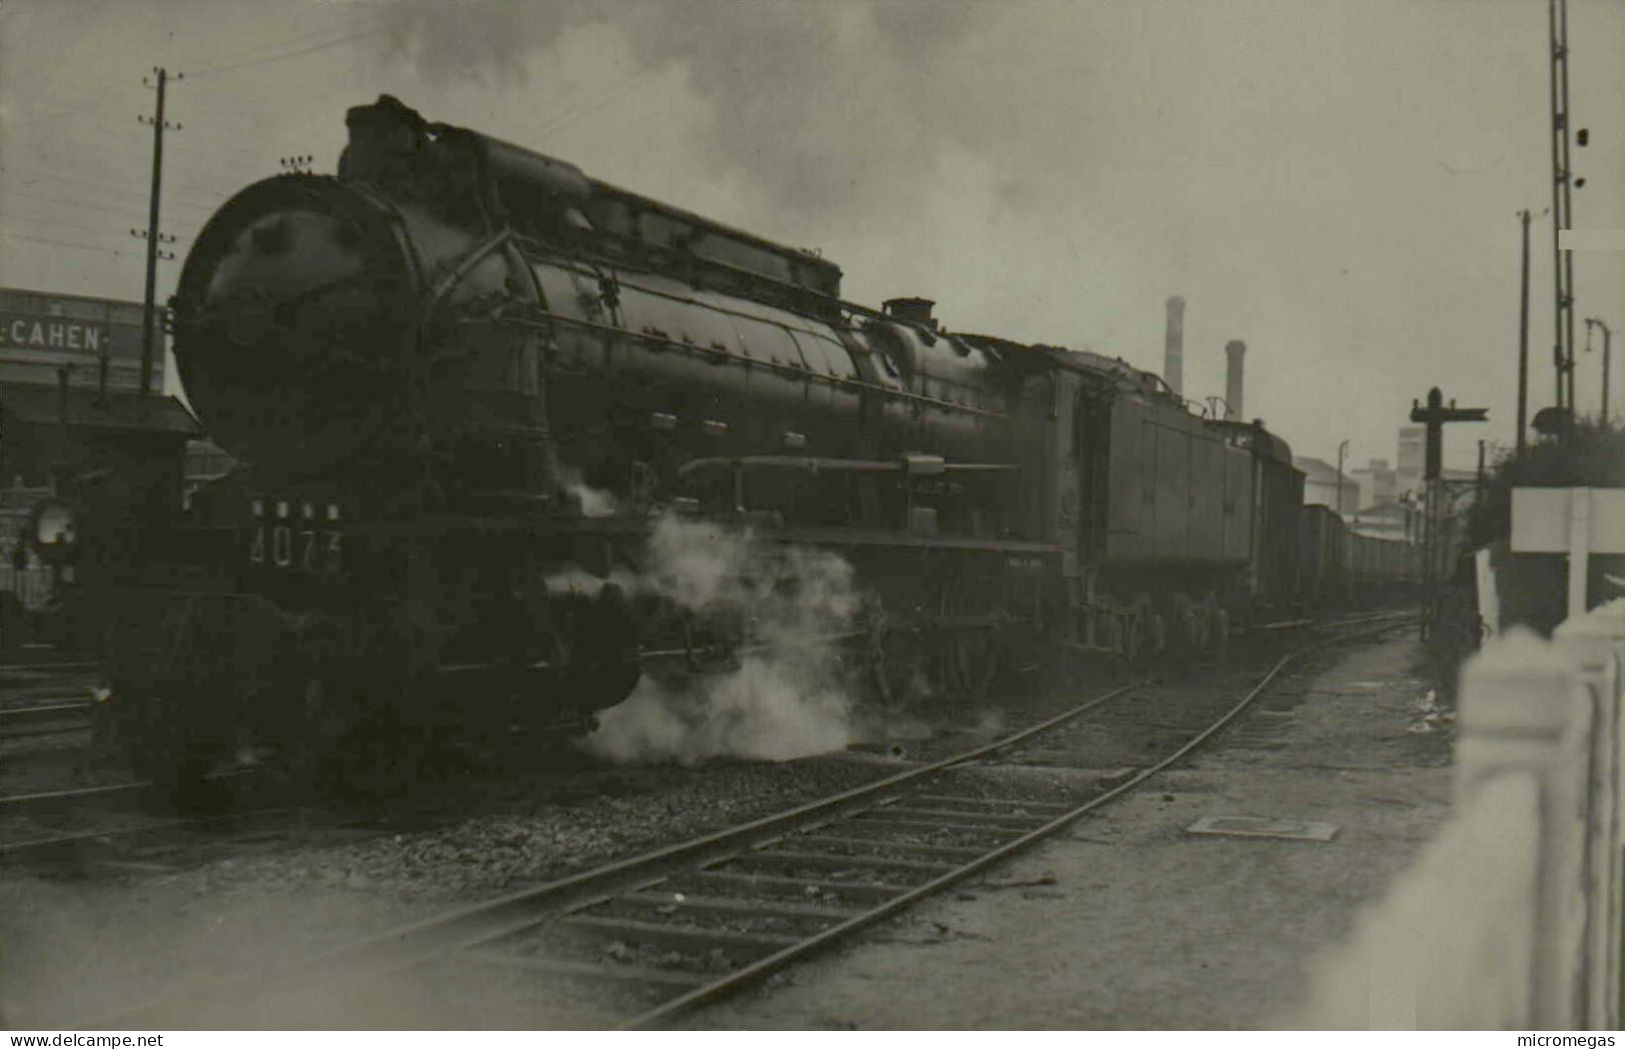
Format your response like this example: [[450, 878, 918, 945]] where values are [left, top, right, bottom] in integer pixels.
[[28, 500, 79, 564]]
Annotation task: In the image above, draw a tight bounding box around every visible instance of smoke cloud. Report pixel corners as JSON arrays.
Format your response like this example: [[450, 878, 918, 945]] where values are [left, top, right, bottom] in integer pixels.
[[375, 0, 983, 224], [358, 0, 1582, 475], [581, 515, 862, 766]]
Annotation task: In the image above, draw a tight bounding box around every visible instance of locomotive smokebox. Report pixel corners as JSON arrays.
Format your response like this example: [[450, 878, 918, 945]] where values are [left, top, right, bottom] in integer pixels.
[[1224, 339, 1246, 421], [1163, 296, 1185, 396], [171, 177, 421, 477], [883, 297, 938, 332]]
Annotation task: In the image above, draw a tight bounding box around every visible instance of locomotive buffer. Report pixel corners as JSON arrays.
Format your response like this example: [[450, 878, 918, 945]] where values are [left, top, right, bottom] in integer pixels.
[[1409, 387, 1488, 639]]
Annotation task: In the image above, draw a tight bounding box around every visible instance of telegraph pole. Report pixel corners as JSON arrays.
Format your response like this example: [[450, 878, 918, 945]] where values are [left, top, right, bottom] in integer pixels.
[[1335, 439, 1349, 516], [136, 67, 181, 396], [1517, 209, 1531, 455], [1548, 0, 1577, 413], [1586, 317, 1612, 425]]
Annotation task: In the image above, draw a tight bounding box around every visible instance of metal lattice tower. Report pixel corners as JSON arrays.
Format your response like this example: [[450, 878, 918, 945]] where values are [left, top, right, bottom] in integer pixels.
[[1549, 0, 1577, 412]]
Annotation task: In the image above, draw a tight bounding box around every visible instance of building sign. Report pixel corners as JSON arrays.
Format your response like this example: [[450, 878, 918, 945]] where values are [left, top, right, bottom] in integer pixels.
[[0, 312, 111, 354], [0, 288, 160, 393]]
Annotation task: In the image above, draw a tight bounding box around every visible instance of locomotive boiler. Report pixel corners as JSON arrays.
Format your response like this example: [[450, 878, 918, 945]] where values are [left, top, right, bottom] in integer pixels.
[[106, 96, 1313, 785]]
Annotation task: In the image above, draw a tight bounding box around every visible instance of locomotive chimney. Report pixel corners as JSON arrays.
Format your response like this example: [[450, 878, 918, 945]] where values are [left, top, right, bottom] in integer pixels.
[[1224, 340, 1246, 421], [1163, 295, 1185, 396], [883, 297, 938, 332]]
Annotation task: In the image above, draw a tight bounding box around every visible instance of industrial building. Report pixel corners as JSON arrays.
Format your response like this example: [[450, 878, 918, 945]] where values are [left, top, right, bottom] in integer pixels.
[[0, 285, 197, 632]]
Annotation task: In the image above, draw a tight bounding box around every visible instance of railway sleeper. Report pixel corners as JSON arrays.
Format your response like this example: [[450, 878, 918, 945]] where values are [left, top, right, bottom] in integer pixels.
[[617, 889, 861, 924], [732, 847, 958, 877], [874, 803, 1051, 828], [849, 812, 1034, 837], [678, 868, 911, 905], [558, 913, 802, 954], [788, 833, 987, 861], [461, 950, 709, 989], [911, 792, 1075, 814], [572, 902, 823, 950]]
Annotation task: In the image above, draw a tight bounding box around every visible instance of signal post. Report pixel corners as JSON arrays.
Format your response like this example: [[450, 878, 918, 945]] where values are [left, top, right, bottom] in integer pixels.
[[1409, 387, 1489, 639]]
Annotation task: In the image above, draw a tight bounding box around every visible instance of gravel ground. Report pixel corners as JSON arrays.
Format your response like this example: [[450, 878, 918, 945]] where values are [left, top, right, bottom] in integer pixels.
[[0, 668, 104, 784], [0, 752, 907, 1026], [0, 623, 1403, 1029], [177, 759, 907, 901], [697, 631, 1453, 1030], [0, 661, 1119, 1029]]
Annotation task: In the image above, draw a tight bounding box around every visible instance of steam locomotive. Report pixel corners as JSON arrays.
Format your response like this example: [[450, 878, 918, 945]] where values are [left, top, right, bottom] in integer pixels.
[[104, 96, 1381, 783]]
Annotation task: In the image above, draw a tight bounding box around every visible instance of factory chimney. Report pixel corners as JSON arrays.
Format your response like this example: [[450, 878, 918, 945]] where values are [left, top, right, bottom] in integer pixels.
[[1224, 340, 1246, 421], [1163, 296, 1185, 396]]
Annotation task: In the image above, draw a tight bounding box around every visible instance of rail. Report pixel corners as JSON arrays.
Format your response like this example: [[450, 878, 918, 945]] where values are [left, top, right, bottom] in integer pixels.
[[80, 612, 1408, 1029], [0, 699, 93, 739]]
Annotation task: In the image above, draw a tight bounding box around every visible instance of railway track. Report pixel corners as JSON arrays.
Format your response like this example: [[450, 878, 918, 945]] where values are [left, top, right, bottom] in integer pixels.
[[0, 770, 269, 865], [0, 699, 94, 739], [0, 656, 99, 674], [0, 657, 100, 748], [82, 611, 1411, 1029]]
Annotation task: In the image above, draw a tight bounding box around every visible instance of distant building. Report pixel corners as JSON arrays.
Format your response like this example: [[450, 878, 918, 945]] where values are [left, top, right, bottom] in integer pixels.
[[1294, 428, 1477, 552], [0, 286, 195, 629], [0, 286, 165, 394], [1293, 456, 1359, 514], [1396, 425, 1425, 500], [0, 285, 196, 491], [1349, 457, 1397, 510]]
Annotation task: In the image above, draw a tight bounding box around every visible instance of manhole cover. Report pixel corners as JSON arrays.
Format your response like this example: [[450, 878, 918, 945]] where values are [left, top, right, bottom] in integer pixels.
[[1185, 815, 1338, 842]]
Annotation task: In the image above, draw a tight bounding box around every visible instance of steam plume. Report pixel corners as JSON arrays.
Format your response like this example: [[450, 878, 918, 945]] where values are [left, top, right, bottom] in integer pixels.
[[582, 516, 861, 765]]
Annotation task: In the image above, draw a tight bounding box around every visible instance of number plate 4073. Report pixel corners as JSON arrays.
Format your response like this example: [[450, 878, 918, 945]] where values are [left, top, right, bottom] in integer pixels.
[[248, 498, 343, 573]]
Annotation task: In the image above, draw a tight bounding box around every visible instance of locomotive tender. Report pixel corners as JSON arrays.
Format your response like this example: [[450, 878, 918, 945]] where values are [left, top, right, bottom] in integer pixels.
[[108, 96, 1363, 778]]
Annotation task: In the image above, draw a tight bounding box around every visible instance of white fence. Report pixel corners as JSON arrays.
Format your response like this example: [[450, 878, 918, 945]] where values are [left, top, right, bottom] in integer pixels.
[[1295, 598, 1625, 1028]]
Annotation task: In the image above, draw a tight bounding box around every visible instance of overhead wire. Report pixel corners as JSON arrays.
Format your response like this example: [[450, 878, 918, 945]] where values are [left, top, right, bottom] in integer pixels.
[[533, 66, 663, 141], [3, 190, 150, 220], [1, 8, 373, 119], [3, 166, 155, 203], [0, 12, 380, 274], [186, 11, 373, 71], [3, 180, 225, 216], [1, 160, 211, 205], [6, 85, 312, 173], [18, 124, 279, 177], [0, 210, 167, 242], [2, 12, 378, 217], [2, 82, 122, 114], [186, 7, 377, 73], [6, 130, 277, 203], [3, 119, 270, 253], [1, 187, 215, 223], [187, 29, 377, 79], [179, 94, 290, 134], [0, 87, 131, 131], [0, 231, 143, 258]]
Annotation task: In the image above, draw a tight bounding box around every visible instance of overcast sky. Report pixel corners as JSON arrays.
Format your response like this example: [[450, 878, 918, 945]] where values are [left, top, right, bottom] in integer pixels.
[[2, 0, 1621, 472]]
